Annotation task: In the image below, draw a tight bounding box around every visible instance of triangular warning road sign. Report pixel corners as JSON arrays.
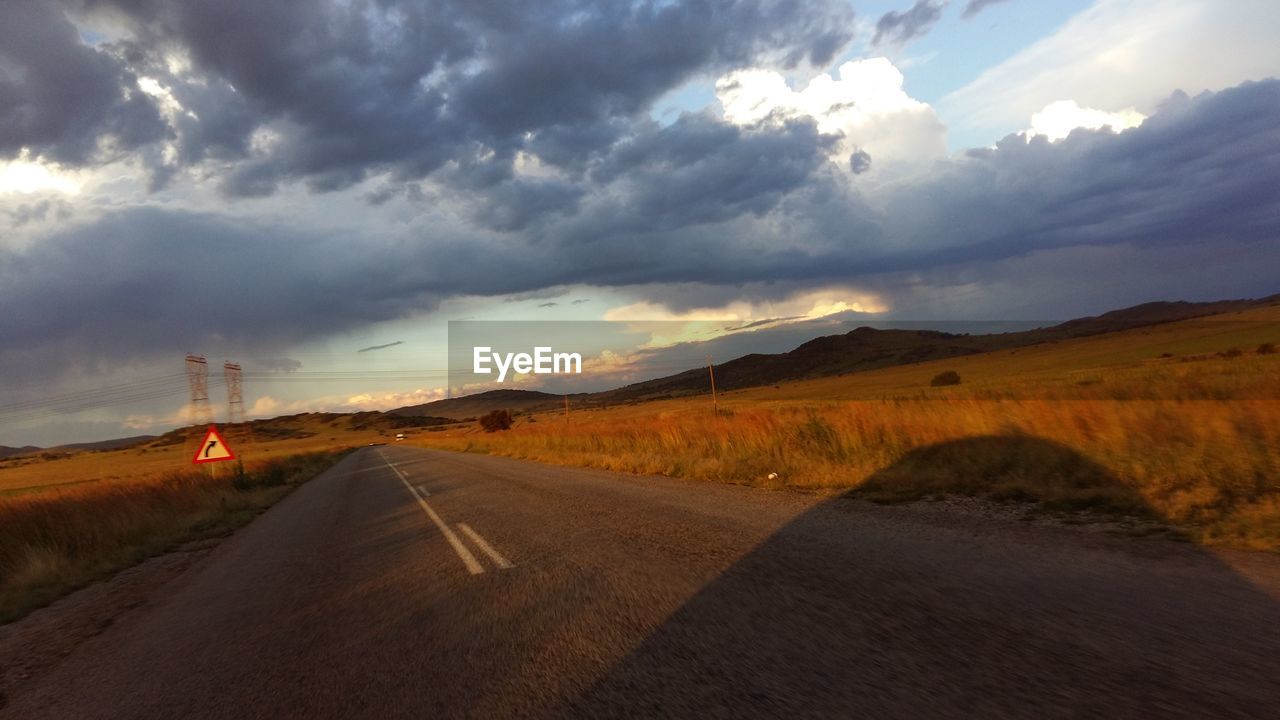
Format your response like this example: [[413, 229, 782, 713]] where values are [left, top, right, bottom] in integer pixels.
[[192, 425, 236, 464]]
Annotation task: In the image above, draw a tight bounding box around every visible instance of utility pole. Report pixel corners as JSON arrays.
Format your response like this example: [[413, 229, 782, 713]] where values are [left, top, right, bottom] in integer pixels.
[[706, 355, 718, 415]]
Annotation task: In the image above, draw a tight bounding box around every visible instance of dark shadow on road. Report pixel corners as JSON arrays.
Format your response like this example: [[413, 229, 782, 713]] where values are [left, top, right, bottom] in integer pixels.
[[566, 435, 1280, 719]]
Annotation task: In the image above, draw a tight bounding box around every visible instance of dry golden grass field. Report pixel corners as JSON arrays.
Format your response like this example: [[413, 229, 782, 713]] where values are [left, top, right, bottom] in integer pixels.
[[414, 306, 1280, 549], [2, 306, 1277, 624], [0, 415, 441, 622], [0, 416, 404, 497]]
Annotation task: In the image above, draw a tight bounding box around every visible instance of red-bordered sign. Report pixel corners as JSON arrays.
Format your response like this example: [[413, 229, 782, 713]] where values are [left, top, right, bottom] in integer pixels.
[[192, 425, 237, 464]]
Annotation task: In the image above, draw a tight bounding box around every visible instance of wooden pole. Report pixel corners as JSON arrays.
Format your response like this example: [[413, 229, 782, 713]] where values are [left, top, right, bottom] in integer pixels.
[[706, 355, 718, 415]]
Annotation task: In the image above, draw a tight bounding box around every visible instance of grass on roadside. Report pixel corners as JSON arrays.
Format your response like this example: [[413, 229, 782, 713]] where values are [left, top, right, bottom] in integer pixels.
[[416, 322, 1280, 549], [0, 450, 347, 624]]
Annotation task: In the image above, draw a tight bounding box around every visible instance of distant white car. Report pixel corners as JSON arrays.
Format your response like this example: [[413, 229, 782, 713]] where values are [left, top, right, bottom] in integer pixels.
[[395, 433, 406, 441]]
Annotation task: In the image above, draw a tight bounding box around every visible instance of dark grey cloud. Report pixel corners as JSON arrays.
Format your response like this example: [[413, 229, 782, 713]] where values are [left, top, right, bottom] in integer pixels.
[[364, 183, 426, 207], [250, 357, 303, 373], [875, 81, 1280, 272], [849, 149, 872, 174], [503, 288, 570, 304], [874, 1, 947, 47], [0, 208, 435, 388], [582, 113, 837, 233], [4, 81, 1280, 398], [538, 79, 1280, 305], [7, 198, 73, 227], [464, 177, 586, 232], [356, 341, 404, 353], [0, 0, 167, 165], [18, 0, 856, 198], [537, 302, 559, 308], [572, 299, 592, 305], [962, 0, 1011, 20]]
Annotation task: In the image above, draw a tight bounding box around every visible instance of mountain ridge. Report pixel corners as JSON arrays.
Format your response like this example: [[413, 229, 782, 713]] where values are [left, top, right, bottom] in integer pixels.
[[392, 293, 1280, 419]]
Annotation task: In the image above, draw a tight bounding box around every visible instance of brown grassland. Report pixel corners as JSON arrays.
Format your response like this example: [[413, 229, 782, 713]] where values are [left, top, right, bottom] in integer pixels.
[[0, 416, 410, 623], [414, 306, 1280, 549], [0, 419, 395, 497], [0, 451, 348, 623], [1, 306, 1276, 623]]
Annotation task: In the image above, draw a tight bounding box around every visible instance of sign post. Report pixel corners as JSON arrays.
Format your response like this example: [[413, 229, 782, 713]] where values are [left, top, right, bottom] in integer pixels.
[[192, 425, 236, 465]]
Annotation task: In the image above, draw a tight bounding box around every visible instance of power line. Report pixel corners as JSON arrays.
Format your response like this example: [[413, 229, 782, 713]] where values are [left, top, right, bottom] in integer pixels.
[[0, 355, 718, 426], [0, 373, 187, 413], [0, 376, 205, 422]]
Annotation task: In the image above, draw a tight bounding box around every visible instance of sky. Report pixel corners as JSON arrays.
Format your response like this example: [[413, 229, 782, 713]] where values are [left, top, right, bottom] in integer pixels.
[[2, 0, 1278, 446]]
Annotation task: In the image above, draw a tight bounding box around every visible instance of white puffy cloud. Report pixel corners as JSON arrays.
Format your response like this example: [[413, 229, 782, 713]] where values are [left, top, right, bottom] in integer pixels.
[[242, 388, 446, 419], [341, 388, 447, 412], [941, 0, 1280, 146], [603, 286, 888, 348], [604, 286, 887, 324], [716, 58, 947, 177], [1027, 100, 1146, 141], [247, 396, 288, 417]]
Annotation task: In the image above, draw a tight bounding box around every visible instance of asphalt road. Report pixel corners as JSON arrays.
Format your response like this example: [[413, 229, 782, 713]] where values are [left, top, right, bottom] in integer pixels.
[[5, 446, 1280, 719]]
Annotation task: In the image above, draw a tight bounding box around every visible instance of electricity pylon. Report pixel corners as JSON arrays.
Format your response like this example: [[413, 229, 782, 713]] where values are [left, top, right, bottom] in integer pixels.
[[223, 361, 253, 449], [185, 354, 212, 426], [223, 362, 244, 425]]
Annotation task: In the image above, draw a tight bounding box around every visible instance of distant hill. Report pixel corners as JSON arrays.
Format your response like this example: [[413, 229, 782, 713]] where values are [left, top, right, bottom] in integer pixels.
[[598, 328, 1011, 402], [59, 435, 157, 452], [0, 435, 156, 459], [391, 389, 565, 421], [140, 411, 457, 449], [0, 445, 41, 460], [1048, 296, 1280, 337], [392, 293, 1280, 417]]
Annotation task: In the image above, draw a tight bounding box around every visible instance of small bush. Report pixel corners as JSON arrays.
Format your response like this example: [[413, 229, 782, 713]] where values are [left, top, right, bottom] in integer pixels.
[[479, 409, 513, 433], [930, 370, 962, 387], [1220, 347, 1244, 358], [1258, 343, 1278, 355]]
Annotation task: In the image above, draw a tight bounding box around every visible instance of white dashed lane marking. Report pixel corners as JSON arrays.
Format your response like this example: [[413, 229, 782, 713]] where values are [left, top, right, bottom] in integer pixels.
[[458, 523, 515, 570], [379, 452, 484, 575]]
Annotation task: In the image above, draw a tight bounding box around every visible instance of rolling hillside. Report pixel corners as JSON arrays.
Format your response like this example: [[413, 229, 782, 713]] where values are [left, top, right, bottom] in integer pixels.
[[393, 293, 1280, 418], [0, 436, 157, 460], [411, 302, 1280, 547], [391, 389, 570, 420]]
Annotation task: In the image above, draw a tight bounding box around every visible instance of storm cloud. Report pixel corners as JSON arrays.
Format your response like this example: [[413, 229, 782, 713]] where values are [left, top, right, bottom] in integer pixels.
[[3, 1, 1279, 446], [0, 0, 167, 165], [15, 0, 857, 197], [5, 79, 1279, 389]]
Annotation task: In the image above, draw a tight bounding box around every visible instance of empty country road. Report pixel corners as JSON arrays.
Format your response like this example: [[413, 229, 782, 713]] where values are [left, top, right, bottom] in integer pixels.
[[4, 446, 1279, 719]]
